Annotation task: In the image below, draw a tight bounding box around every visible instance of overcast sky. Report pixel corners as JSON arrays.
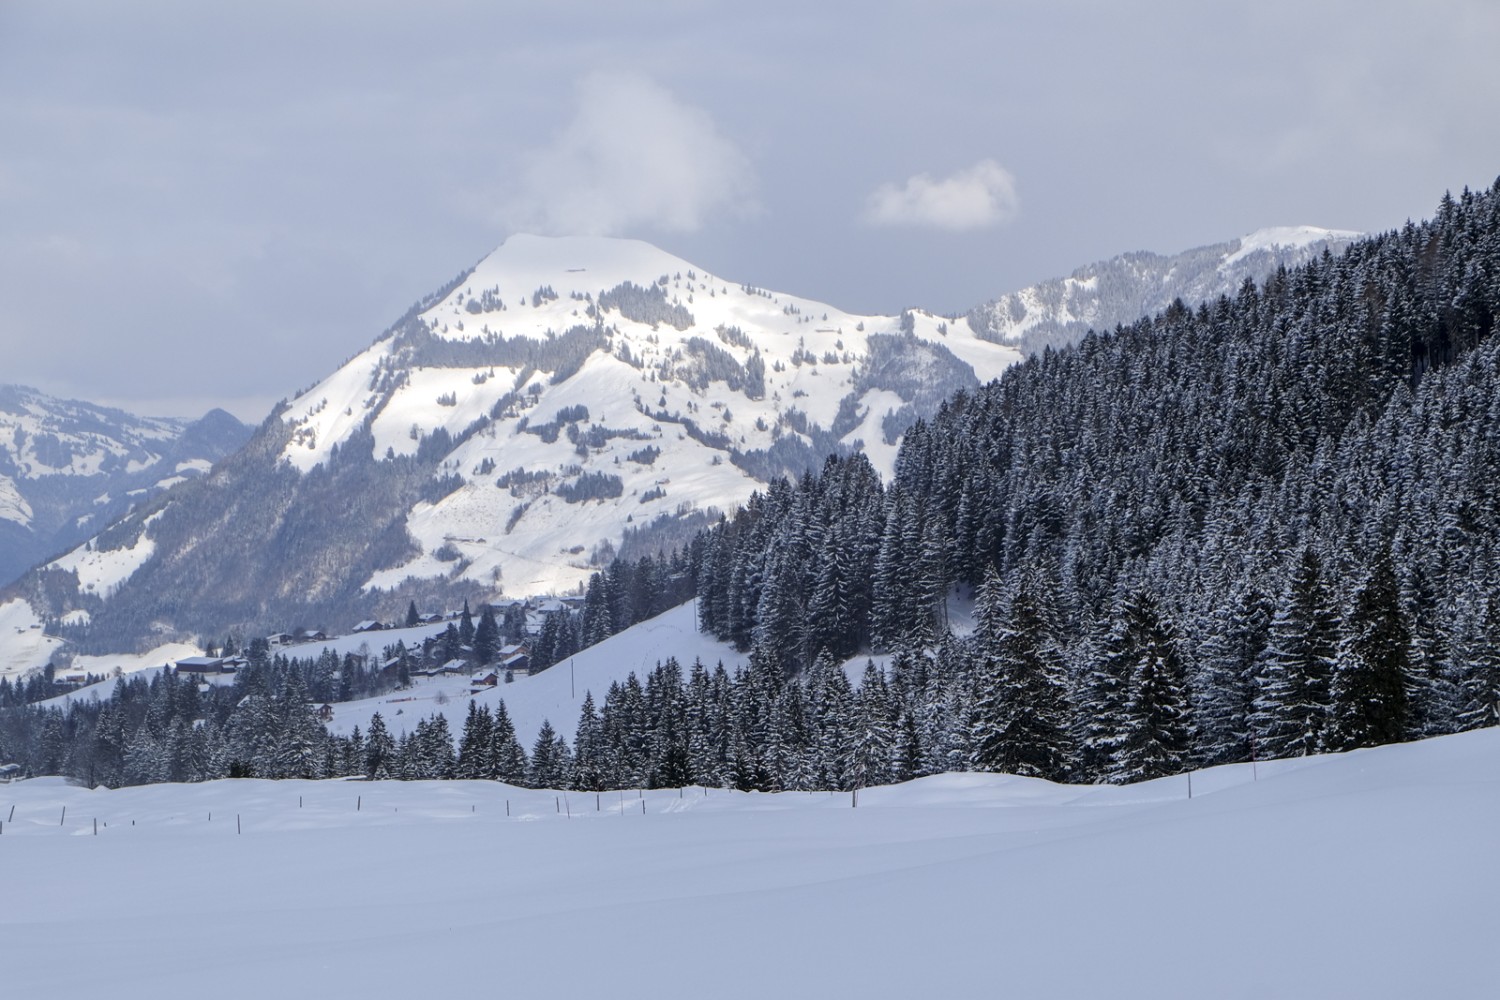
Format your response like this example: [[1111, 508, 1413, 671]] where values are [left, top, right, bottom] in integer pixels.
[[3, 0, 1498, 423]]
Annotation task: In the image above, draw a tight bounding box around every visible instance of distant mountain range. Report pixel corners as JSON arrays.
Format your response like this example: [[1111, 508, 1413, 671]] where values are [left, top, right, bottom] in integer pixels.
[[1, 225, 1358, 661], [0, 386, 250, 587], [968, 226, 1360, 353]]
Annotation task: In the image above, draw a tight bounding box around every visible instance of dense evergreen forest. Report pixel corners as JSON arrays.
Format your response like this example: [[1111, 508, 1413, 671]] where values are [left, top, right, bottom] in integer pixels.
[[3, 182, 1499, 790], [691, 183, 1500, 781]]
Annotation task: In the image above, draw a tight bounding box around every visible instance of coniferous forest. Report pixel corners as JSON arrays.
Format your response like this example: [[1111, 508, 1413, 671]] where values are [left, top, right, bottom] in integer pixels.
[[3, 182, 1500, 790]]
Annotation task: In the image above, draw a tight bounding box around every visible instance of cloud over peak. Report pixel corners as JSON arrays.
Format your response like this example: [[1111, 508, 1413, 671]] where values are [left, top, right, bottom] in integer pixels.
[[864, 160, 1019, 231], [504, 73, 755, 237]]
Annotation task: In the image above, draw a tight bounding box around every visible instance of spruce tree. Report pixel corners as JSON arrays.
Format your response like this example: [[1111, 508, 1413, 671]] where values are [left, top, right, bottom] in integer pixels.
[[1329, 553, 1411, 750], [1112, 590, 1191, 782], [473, 606, 499, 665], [457, 701, 493, 779], [529, 719, 559, 788], [1456, 595, 1500, 730], [365, 711, 395, 779], [1192, 585, 1270, 766], [968, 570, 1074, 780], [490, 700, 528, 784], [851, 662, 893, 788], [1251, 550, 1339, 758], [572, 693, 605, 790], [459, 600, 475, 647]]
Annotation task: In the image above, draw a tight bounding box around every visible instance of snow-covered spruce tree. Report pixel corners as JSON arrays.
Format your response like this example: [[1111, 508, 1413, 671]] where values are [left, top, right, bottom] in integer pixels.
[[807, 652, 856, 790], [1250, 549, 1339, 759], [767, 680, 812, 789], [459, 599, 475, 647], [456, 701, 494, 779], [967, 569, 1075, 781], [489, 700, 528, 784], [642, 659, 691, 789], [571, 692, 606, 790], [365, 711, 396, 780], [528, 719, 561, 789], [851, 662, 894, 788], [1076, 602, 1133, 781], [1110, 589, 1192, 783], [581, 573, 614, 648], [1191, 584, 1270, 766], [1455, 594, 1500, 730], [473, 605, 499, 665], [1328, 552, 1411, 751]]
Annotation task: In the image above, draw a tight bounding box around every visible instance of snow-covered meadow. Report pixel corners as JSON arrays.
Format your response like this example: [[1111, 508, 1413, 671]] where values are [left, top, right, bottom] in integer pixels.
[[3, 728, 1494, 998]]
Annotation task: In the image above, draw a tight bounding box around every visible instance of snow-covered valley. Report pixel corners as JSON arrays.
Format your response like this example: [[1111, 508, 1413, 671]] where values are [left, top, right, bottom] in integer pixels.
[[2, 727, 1493, 998]]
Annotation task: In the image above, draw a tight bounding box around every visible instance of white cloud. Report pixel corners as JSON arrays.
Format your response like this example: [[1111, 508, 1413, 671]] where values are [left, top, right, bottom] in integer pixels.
[[864, 160, 1019, 231], [504, 73, 755, 236]]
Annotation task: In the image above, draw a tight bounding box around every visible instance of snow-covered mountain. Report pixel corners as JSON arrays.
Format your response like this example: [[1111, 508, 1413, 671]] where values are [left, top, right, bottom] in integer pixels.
[[3, 235, 1022, 654], [967, 226, 1361, 353], [276, 235, 1020, 595], [1, 226, 1361, 663], [0, 385, 250, 587]]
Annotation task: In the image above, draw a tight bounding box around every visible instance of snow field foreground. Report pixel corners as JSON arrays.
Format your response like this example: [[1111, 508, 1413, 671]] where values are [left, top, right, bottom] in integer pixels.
[[3, 730, 1497, 999]]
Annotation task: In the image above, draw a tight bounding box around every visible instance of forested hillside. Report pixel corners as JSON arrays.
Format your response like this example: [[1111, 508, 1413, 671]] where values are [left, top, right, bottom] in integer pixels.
[[692, 183, 1500, 782]]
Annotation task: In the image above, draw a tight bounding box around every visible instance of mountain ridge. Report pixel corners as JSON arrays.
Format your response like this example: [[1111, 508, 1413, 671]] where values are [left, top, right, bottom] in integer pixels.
[[0, 385, 252, 587], [967, 225, 1360, 354], [1, 224, 1358, 662]]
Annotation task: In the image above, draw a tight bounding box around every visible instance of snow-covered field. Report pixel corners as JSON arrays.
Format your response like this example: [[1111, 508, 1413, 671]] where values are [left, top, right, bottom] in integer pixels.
[[0, 598, 63, 679], [2, 729, 1494, 998]]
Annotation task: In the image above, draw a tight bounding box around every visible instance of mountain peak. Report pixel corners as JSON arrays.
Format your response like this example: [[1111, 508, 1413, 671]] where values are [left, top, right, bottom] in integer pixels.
[[477, 233, 700, 295], [1224, 226, 1363, 268]]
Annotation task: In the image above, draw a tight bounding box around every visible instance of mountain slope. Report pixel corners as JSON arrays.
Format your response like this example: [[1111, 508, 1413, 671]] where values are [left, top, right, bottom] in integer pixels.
[[7, 235, 1022, 652], [968, 225, 1360, 353], [0, 386, 251, 586], [692, 183, 1500, 779]]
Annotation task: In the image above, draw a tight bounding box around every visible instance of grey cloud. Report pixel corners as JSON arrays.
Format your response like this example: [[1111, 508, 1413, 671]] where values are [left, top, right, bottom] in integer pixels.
[[864, 161, 1020, 232]]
